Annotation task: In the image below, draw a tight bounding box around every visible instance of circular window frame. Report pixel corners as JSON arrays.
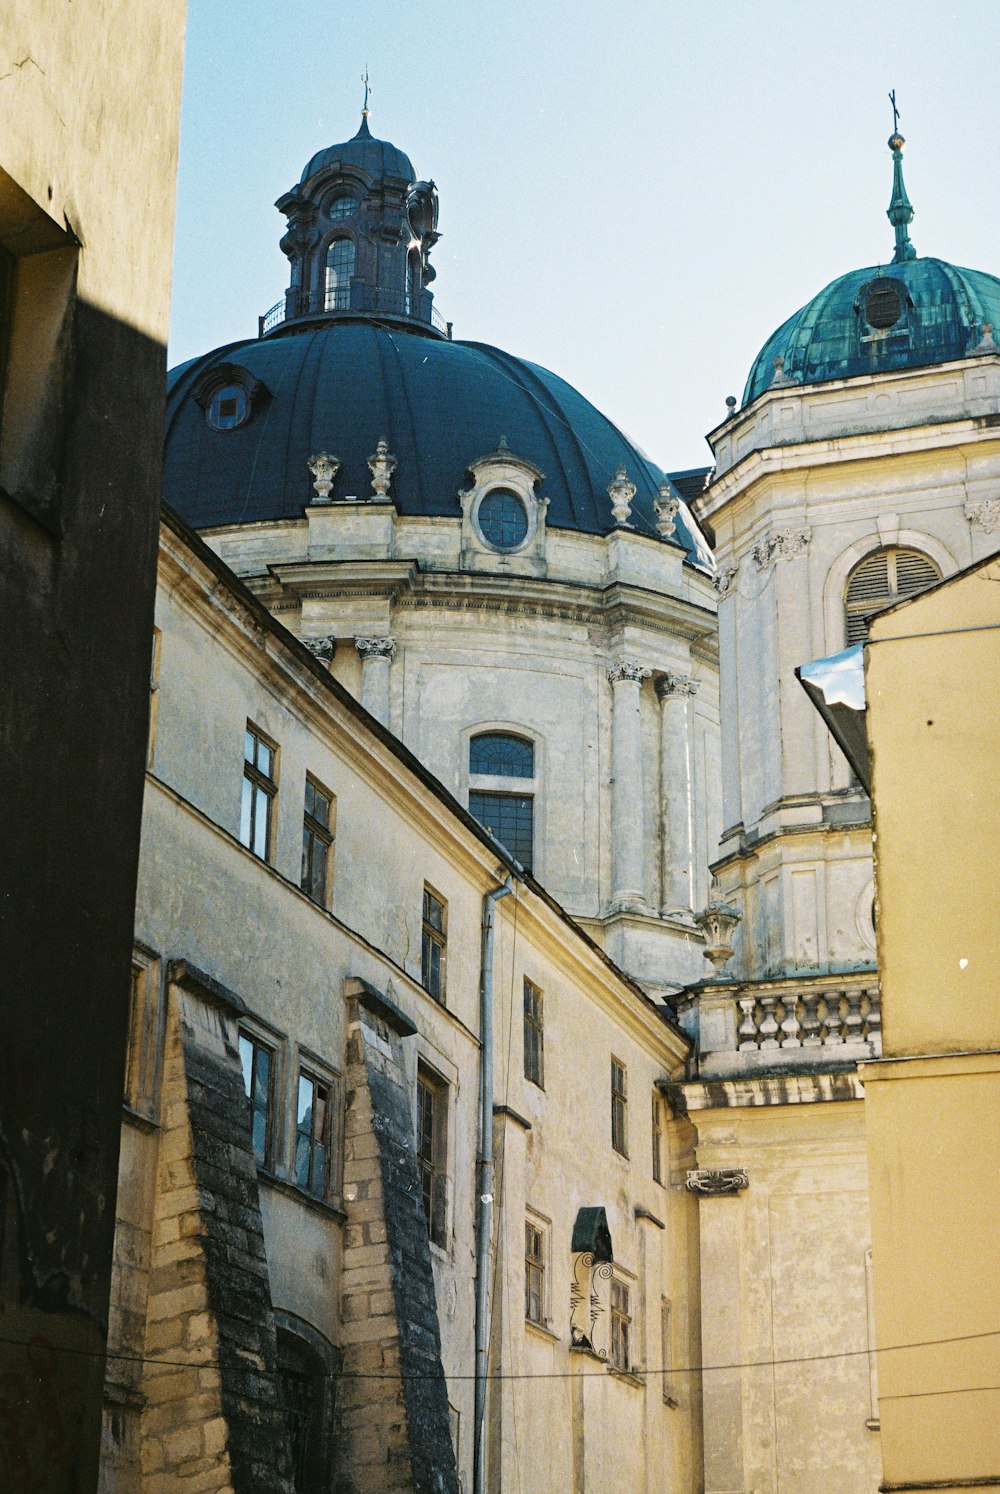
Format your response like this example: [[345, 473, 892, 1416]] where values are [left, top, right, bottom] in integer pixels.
[[471, 486, 535, 555], [205, 382, 250, 433], [325, 192, 359, 223], [857, 276, 909, 334]]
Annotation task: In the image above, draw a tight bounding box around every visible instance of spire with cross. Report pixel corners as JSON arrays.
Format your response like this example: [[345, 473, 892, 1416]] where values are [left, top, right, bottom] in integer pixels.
[[886, 89, 916, 263], [361, 66, 371, 118]]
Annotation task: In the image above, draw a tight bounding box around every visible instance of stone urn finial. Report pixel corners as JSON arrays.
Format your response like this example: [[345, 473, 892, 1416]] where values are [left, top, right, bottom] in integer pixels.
[[694, 881, 741, 978], [608, 465, 636, 526], [308, 451, 340, 502], [654, 481, 680, 539], [367, 437, 397, 500]]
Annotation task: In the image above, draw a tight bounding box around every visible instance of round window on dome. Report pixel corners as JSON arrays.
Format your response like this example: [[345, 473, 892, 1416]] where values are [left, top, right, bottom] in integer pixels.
[[206, 384, 249, 431], [863, 278, 906, 331], [477, 488, 529, 551], [327, 194, 358, 222]]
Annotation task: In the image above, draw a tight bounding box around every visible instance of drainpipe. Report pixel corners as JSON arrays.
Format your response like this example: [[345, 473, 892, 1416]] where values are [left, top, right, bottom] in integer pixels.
[[473, 874, 513, 1494]]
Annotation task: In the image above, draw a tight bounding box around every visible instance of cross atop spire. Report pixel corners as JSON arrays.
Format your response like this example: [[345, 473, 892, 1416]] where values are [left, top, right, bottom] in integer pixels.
[[886, 91, 916, 264], [361, 66, 372, 118]]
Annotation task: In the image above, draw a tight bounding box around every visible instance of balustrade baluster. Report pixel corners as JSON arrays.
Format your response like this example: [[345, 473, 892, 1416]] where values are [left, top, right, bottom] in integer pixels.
[[758, 994, 780, 1049], [780, 994, 802, 1048], [737, 996, 759, 1051], [823, 992, 846, 1045], [800, 991, 822, 1046]]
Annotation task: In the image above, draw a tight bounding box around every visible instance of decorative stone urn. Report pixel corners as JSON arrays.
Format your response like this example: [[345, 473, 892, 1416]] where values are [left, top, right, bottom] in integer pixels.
[[694, 889, 741, 978]]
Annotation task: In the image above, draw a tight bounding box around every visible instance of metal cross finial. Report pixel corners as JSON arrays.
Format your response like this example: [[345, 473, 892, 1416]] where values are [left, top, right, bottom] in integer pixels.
[[889, 89, 900, 134], [361, 66, 371, 116]]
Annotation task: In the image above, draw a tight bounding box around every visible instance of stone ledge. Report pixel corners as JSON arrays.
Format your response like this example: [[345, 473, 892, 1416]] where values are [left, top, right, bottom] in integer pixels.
[[167, 958, 249, 1018], [345, 975, 418, 1038]]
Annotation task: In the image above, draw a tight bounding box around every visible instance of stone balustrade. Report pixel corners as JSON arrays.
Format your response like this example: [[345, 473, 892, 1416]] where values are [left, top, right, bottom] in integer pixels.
[[736, 984, 881, 1053], [681, 975, 882, 1077]]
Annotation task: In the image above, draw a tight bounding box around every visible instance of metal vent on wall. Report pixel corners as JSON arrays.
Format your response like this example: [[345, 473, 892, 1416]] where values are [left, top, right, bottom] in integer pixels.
[[844, 545, 940, 644]]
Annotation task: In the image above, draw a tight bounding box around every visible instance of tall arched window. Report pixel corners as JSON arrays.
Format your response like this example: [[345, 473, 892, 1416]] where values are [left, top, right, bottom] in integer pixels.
[[468, 732, 535, 871], [844, 546, 940, 644], [324, 239, 355, 311]]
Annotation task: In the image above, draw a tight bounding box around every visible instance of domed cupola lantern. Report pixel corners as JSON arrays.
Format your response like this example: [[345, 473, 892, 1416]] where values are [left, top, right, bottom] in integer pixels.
[[261, 95, 446, 340]]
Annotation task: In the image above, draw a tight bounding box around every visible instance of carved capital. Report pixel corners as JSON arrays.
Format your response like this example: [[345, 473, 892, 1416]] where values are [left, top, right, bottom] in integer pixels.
[[655, 671, 698, 701], [965, 498, 1000, 534], [303, 636, 336, 663], [685, 1168, 749, 1197], [713, 561, 739, 596], [367, 437, 398, 501], [752, 527, 811, 569], [308, 451, 340, 502], [607, 660, 651, 687], [607, 465, 637, 526], [355, 636, 396, 663]]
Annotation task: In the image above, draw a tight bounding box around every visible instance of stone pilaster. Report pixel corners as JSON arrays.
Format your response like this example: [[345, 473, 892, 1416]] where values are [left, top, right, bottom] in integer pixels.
[[607, 660, 651, 912], [339, 978, 459, 1494], [355, 637, 396, 726], [656, 671, 699, 919]]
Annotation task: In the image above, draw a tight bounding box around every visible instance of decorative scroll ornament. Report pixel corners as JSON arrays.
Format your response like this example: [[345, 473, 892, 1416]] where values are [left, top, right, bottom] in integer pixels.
[[656, 671, 699, 700], [752, 526, 811, 569], [608, 465, 637, 526], [685, 1168, 749, 1197], [607, 660, 652, 687], [367, 437, 398, 501], [570, 1252, 614, 1357], [964, 498, 1000, 533], [694, 884, 741, 977], [355, 636, 397, 662], [307, 451, 340, 502], [303, 636, 336, 663], [654, 482, 680, 539], [713, 561, 739, 597]]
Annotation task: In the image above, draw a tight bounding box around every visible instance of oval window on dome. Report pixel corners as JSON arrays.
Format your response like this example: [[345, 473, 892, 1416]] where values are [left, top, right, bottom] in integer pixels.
[[862, 277, 906, 332], [477, 488, 529, 551], [206, 384, 249, 431]]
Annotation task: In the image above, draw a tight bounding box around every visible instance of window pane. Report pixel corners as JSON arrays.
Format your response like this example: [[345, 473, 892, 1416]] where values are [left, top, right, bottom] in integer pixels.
[[253, 786, 269, 858], [240, 775, 253, 848], [239, 1034, 254, 1095], [297, 1073, 314, 1130], [468, 791, 533, 871], [245, 729, 255, 763], [254, 1046, 271, 1108], [257, 741, 272, 777], [252, 1107, 268, 1163], [470, 733, 534, 778]]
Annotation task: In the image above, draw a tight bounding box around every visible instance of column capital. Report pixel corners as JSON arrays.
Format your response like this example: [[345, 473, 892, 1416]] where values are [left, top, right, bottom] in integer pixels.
[[655, 671, 698, 701], [355, 636, 396, 662], [303, 635, 336, 663], [607, 660, 651, 687], [751, 526, 811, 570]]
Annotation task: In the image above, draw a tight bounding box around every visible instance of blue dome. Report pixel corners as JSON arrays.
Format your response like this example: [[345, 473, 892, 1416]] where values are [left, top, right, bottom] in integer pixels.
[[743, 256, 1000, 407], [164, 322, 711, 567], [300, 116, 414, 185]]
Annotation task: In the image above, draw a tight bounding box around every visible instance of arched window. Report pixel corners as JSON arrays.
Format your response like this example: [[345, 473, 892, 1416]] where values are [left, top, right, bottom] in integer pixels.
[[468, 732, 535, 871], [844, 546, 940, 644], [324, 239, 355, 311]]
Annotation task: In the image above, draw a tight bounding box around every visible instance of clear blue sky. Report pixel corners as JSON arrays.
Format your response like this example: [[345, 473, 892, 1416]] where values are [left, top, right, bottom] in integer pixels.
[[170, 1, 1000, 469]]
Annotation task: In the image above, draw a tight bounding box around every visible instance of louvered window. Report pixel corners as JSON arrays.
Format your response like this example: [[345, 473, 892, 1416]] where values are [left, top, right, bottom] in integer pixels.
[[844, 547, 941, 644]]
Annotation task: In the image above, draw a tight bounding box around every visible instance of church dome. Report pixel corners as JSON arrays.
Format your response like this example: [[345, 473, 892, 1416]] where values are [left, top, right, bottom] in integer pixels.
[[743, 128, 1000, 407], [299, 115, 414, 185], [164, 322, 711, 565], [743, 256, 1000, 407]]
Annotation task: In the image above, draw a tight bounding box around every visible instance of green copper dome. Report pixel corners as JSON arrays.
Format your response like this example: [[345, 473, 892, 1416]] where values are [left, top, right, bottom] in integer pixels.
[[743, 257, 1000, 407]]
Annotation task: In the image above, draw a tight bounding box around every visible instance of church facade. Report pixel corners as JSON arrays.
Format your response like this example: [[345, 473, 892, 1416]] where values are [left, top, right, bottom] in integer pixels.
[[103, 109, 1000, 1493]]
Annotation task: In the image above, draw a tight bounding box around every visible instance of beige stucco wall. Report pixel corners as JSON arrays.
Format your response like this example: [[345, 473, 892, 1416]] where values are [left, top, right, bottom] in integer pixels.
[[863, 554, 1000, 1488]]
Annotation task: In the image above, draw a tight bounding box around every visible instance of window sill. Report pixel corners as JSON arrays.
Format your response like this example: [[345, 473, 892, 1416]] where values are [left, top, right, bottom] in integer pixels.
[[122, 1104, 158, 1134], [607, 1366, 646, 1390], [256, 1168, 347, 1223], [525, 1319, 560, 1346], [429, 1239, 452, 1265]]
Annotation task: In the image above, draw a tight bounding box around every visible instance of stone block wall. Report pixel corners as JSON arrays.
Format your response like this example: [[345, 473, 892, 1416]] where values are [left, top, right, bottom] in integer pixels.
[[339, 979, 459, 1494]]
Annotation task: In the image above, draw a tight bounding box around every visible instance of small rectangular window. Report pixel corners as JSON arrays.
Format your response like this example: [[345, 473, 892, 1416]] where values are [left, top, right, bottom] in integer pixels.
[[421, 886, 447, 1004], [417, 1066, 448, 1247], [611, 1058, 628, 1157], [124, 953, 160, 1120], [525, 1220, 545, 1326], [661, 1298, 676, 1405], [523, 979, 544, 1087], [301, 775, 335, 906], [652, 1091, 663, 1184], [241, 723, 277, 861], [294, 1068, 332, 1199], [610, 1279, 631, 1372], [239, 1030, 275, 1168]]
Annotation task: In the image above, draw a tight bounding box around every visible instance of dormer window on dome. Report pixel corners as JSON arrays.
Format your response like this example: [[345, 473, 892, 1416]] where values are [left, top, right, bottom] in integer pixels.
[[191, 362, 268, 433], [477, 488, 529, 551], [326, 193, 358, 222], [460, 441, 550, 576], [862, 277, 906, 331]]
